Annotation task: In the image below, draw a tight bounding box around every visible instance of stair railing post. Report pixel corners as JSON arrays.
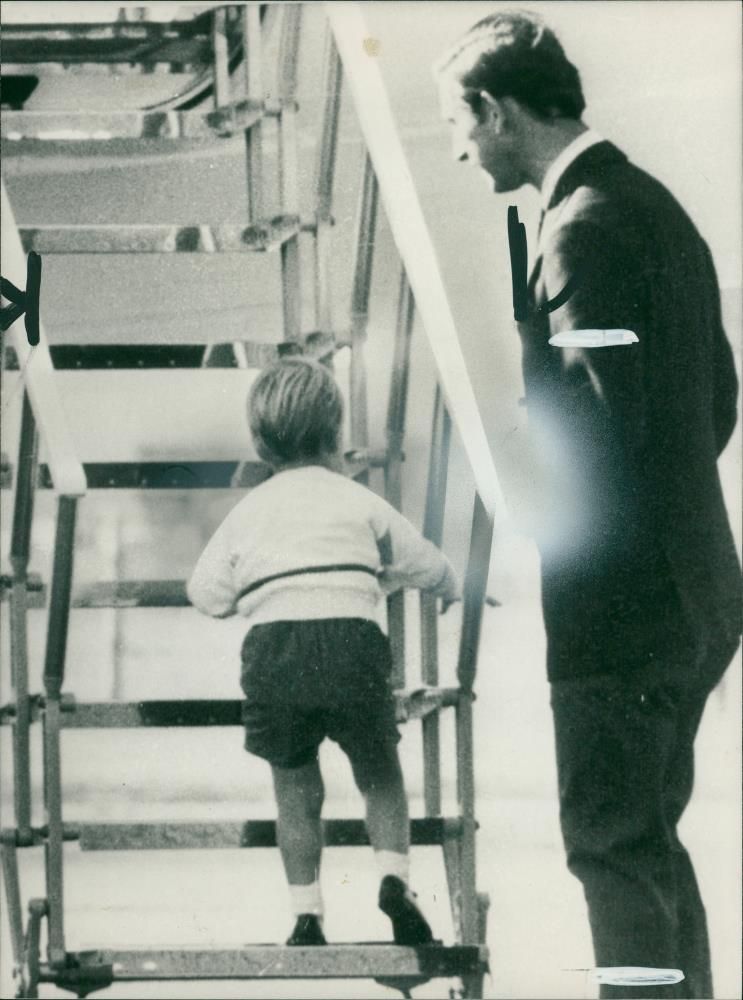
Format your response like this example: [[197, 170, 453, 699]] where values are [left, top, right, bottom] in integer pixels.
[[314, 30, 342, 334], [278, 4, 303, 343], [384, 268, 415, 689], [454, 493, 494, 947], [42, 494, 79, 966], [9, 391, 39, 844], [420, 385, 451, 815], [242, 3, 264, 224], [211, 6, 231, 108], [0, 833, 25, 978], [348, 154, 378, 469]]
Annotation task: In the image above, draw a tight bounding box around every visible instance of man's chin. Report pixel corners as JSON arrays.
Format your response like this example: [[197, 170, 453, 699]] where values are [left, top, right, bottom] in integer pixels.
[[491, 174, 520, 194], [476, 168, 520, 194]]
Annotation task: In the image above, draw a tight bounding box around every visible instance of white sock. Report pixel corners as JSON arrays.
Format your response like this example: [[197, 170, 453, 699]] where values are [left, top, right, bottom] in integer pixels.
[[289, 880, 324, 919], [375, 849, 410, 885]]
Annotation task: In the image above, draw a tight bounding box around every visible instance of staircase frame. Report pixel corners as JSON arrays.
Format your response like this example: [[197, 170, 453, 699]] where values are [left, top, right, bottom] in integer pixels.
[[1, 5, 505, 998]]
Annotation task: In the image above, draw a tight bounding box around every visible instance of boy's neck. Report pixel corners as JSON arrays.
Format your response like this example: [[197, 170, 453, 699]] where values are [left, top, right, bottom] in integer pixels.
[[272, 452, 342, 475]]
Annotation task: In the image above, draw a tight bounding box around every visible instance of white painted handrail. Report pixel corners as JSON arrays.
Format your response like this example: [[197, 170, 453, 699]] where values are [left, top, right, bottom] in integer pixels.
[[326, 3, 507, 520], [1, 180, 87, 497]]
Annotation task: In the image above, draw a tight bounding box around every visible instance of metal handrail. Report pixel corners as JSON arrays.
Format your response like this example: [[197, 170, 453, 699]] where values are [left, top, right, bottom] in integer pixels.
[[1, 181, 87, 497], [326, 3, 506, 522]]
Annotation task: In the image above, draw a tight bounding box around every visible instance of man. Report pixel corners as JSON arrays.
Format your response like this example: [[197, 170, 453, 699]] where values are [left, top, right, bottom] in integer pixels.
[[436, 11, 741, 999]]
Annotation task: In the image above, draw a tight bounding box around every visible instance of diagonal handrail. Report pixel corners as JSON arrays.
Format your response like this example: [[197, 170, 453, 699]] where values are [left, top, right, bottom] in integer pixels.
[[1, 180, 87, 497], [325, 3, 507, 522]]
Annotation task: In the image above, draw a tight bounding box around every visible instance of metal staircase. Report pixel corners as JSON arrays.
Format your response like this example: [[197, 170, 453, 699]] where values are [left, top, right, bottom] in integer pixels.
[[1, 5, 504, 998]]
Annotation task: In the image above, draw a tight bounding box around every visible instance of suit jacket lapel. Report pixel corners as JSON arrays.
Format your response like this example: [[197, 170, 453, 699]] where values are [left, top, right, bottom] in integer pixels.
[[527, 141, 629, 296]]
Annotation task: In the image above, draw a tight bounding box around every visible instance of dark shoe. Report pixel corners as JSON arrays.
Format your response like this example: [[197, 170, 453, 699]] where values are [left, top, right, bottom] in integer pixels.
[[286, 913, 326, 946], [378, 875, 433, 945]]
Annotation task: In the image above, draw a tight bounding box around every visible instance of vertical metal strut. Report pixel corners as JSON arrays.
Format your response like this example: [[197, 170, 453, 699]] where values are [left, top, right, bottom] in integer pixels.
[[9, 392, 38, 843], [385, 270, 415, 688], [420, 386, 451, 815], [42, 495, 78, 965], [242, 4, 264, 223], [278, 5, 303, 343], [314, 31, 343, 335], [348, 154, 379, 464]]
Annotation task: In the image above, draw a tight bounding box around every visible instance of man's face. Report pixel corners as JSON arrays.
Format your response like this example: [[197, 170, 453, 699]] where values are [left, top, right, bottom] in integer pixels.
[[439, 75, 525, 194]]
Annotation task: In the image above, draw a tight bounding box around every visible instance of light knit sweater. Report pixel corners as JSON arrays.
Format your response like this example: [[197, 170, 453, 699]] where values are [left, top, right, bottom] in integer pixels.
[[187, 465, 461, 626]]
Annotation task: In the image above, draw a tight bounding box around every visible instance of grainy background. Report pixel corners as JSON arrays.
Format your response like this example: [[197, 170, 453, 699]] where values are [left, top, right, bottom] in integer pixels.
[[1, 2, 740, 997]]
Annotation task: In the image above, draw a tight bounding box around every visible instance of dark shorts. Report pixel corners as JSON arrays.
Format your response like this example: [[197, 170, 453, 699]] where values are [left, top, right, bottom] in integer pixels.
[[240, 618, 400, 770]]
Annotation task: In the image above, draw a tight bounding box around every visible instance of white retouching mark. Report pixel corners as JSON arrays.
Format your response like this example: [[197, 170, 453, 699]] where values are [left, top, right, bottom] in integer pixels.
[[549, 329, 638, 348], [594, 967, 685, 987]]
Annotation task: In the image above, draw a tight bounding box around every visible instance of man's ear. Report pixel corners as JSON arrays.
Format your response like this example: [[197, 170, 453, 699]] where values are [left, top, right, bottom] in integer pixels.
[[479, 90, 505, 130]]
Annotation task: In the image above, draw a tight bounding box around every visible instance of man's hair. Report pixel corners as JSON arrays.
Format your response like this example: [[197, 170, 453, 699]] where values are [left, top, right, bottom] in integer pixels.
[[248, 357, 343, 467], [436, 9, 585, 121]]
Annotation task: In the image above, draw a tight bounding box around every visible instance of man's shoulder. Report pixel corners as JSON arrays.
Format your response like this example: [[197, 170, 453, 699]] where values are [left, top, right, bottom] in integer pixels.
[[554, 152, 692, 233]]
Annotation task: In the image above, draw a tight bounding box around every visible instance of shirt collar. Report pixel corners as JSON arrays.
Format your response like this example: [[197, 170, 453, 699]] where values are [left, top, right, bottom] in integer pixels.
[[540, 128, 604, 210]]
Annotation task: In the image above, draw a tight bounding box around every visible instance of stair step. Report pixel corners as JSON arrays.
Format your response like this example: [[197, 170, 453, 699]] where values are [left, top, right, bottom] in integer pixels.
[[35, 460, 267, 490], [1, 101, 276, 142], [1, 15, 222, 68], [0, 690, 458, 728], [68, 817, 462, 851], [4, 336, 335, 371], [0, 455, 375, 491], [49, 944, 486, 982], [19, 217, 301, 255], [73, 580, 190, 608], [47, 689, 459, 727]]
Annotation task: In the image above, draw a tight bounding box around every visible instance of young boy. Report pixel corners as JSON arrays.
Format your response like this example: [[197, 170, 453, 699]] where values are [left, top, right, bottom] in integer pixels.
[[188, 357, 461, 947]]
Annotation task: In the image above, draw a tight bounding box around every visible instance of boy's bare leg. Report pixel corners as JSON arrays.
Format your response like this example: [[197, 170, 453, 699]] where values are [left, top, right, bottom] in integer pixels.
[[350, 745, 409, 854], [272, 759, 324, 884], [349, 744, 433, 944]]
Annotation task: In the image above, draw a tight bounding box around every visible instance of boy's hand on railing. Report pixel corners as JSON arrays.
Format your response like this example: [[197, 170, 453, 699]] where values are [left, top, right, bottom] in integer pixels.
[[439, 594, 501, 614]]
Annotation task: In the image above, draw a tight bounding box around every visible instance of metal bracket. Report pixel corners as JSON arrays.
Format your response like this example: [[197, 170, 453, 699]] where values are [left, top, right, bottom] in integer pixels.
[[46, 957, 115, 998]]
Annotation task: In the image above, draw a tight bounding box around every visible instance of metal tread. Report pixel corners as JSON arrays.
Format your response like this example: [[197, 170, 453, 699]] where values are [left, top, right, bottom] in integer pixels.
[[18, 216, 301, 255], [45, 943, 487, 982], [37, 460, 269, 490], [68, 817, 464, 851], [72, 579, 190, 608], [3, 336, 335, 371], [1, 100, 279, 141], [82, 688, 455, 725], [1, 14, 223, 68], [1, 454, 376, 491], [0, 689, 460, 728]]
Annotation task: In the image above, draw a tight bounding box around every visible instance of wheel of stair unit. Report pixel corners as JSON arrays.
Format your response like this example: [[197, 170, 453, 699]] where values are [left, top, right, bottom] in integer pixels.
[[0, 4, 269, 115]]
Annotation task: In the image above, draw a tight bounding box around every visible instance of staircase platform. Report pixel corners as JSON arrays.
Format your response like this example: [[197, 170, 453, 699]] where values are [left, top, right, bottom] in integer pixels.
[[42, 943, 487, 983], [19, 217, 301, 255]]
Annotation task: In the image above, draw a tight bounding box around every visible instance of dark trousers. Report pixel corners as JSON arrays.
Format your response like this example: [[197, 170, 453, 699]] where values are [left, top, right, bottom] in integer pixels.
[[550, 664, 728, 1000]]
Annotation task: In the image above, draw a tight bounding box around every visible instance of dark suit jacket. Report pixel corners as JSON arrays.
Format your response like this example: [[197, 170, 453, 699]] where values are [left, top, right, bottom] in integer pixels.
[[518, 140, 741, 683]]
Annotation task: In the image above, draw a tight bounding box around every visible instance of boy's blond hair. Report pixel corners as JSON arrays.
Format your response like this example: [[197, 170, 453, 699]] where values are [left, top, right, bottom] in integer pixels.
[[248, 357, 343, 468]]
